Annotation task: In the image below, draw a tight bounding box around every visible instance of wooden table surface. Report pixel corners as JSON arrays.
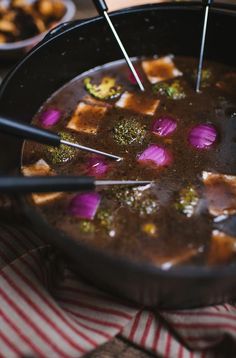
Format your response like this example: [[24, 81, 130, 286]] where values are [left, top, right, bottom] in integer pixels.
[[0, 1, 234, 357]]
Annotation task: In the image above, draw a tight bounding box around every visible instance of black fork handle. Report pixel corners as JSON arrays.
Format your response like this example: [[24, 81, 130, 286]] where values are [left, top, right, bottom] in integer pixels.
[[0, 116, 60, 147], [93, 0, 108, 15], [0, 176, 95, 194]]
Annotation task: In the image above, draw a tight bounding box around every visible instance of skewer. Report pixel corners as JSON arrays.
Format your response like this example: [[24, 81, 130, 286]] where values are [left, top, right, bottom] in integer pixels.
[[0, 176, 151, 193], [93, 0, 145, 92], [0, 116, 123, 161], [196, 0, 213, 93]]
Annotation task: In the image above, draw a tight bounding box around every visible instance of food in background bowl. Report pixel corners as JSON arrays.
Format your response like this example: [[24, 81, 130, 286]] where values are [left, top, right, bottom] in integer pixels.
[[0, 0, 75, 58], [0, 0, 66, 43], [22, 55, 236, 269]]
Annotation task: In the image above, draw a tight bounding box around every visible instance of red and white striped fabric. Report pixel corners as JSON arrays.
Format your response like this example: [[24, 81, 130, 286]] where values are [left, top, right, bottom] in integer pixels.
[[0, 223, 236, 358]]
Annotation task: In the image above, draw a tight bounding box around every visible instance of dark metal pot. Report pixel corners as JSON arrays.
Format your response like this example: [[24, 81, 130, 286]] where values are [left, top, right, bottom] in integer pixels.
[[0, 2, 236, 309]]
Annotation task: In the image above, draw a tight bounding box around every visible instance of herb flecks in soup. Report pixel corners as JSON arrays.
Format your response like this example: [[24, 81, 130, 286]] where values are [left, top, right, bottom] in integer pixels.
[[22, 55, 236, 268]]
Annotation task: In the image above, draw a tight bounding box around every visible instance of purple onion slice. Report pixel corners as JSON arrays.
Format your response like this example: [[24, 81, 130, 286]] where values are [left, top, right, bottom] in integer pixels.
[[188, 123, 217, 149], [151, 116, 177, 137], [137, 144, 172, 168], [86, 156, 108, 178], [68, 192, 101, 220], [39, 109, 62, 128]]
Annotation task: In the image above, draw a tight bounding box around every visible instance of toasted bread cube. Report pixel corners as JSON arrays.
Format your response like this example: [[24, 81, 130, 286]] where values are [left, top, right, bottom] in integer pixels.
[[115, 91, 160, 116], [53, 1, 66, 19], [0, 34, 7, 44], [12, 0, 27, 6], [208, 230, 236, 265], [22, 159, 62, 205], [202, 171, 236, 216], [142, 56, 183, 84], [32, 192, 62, 205], [67, 102, 107, 134], [38, 0, 54, 16], [0, 19, 17, 34], [22, 159, 51, 177], [34, 17, 46, 33]]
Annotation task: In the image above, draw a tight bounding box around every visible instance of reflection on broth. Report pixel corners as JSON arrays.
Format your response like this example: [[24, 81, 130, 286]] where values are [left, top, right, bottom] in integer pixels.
[[22, 55, 236, 268]]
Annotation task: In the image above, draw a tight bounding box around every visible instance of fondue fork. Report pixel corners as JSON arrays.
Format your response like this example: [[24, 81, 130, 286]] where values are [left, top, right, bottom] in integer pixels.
[[93, 0, 145, 92], [0, 176, 151, 193], [0, 116, 122, 161], [196, 0, 213, 92]]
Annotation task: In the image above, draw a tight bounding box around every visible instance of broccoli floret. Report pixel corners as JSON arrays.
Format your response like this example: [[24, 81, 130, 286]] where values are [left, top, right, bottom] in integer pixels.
[[153, 80, 186, 100], [139, 198, 159, 216], [84, 77, 122, 100], [193, 68, 212, 88], [79, 220, 95, 234], [113, 118, 146, 145], [97, 209, 113, 230], [153, 82, 168, 96], [114, 187, 158, 216], [175, 186, 199, 217], [114, 187, 142, 207], [46, 131, 77, 165]]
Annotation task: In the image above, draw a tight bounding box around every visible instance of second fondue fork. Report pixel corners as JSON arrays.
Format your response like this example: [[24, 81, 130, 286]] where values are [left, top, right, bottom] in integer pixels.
[[0, 116, 123, 161], [196, 0, 213, 92], [93, 0, 145, 92]]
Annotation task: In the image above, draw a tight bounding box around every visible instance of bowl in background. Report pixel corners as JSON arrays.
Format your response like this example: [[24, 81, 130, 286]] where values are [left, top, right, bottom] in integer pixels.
[[0, 0, 76, 60]]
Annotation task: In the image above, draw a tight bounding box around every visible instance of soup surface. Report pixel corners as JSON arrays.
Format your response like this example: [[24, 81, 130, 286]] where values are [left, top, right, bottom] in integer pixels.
[[22, 55, 236, 268]]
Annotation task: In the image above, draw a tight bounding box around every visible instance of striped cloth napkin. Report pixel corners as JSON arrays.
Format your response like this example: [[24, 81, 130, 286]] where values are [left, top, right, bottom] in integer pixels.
[[1, 220, 236, 358]]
